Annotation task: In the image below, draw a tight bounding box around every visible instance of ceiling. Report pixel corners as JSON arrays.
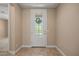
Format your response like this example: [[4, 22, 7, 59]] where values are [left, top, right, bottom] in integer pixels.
[[19, 3, 58, 8]]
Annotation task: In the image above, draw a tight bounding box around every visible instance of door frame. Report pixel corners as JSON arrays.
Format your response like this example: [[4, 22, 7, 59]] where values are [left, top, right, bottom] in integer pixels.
[[30, 9, 47, 47]]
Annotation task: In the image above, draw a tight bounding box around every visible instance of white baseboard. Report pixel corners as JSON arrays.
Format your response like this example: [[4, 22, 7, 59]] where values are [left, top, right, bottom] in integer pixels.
[[22, 45, 32, 48], [46, 45, 56, 48], [9, 45, 32, 55], [56, 46, 66, 56], [9, 51, 15, 55], [15, 45, 22, 53], [9, 45, 22, 55]]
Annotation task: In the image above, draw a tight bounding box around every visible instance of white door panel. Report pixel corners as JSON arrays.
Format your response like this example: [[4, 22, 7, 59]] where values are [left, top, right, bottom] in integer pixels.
[[31, 9, 47, 47]]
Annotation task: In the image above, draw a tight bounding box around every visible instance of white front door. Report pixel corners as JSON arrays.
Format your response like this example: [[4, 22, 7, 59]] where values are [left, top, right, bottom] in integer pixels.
[[31, 9, 47, 47]]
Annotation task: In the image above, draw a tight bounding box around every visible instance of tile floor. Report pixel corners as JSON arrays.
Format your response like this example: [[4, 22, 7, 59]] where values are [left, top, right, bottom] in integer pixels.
[[16, 48, 62, 56]]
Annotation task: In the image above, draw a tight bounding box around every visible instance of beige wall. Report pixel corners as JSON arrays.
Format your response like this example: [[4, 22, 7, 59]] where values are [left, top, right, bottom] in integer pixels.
[[9, 4, 22, 52], [22, 9, 31, 45], [47, 9, 56, 45], [22, 9, 56, 46], [56, 4, 79, 55], [0, 20, 8, 39]]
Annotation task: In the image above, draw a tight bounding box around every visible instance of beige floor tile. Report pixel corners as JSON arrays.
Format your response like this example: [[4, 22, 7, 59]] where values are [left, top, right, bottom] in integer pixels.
[[16, 48, 62, 56]]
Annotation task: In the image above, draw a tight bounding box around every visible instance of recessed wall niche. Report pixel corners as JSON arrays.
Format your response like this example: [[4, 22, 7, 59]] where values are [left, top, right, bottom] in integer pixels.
[[0, 4, 9, 51]]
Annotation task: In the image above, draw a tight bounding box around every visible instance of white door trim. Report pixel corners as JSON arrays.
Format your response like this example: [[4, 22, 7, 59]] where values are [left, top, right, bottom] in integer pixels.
[[30, 9, 47, 47]]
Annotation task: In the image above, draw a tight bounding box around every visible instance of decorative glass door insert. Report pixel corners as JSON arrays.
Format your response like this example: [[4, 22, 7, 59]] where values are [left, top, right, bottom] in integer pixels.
[[35, 15, 43, 36]]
